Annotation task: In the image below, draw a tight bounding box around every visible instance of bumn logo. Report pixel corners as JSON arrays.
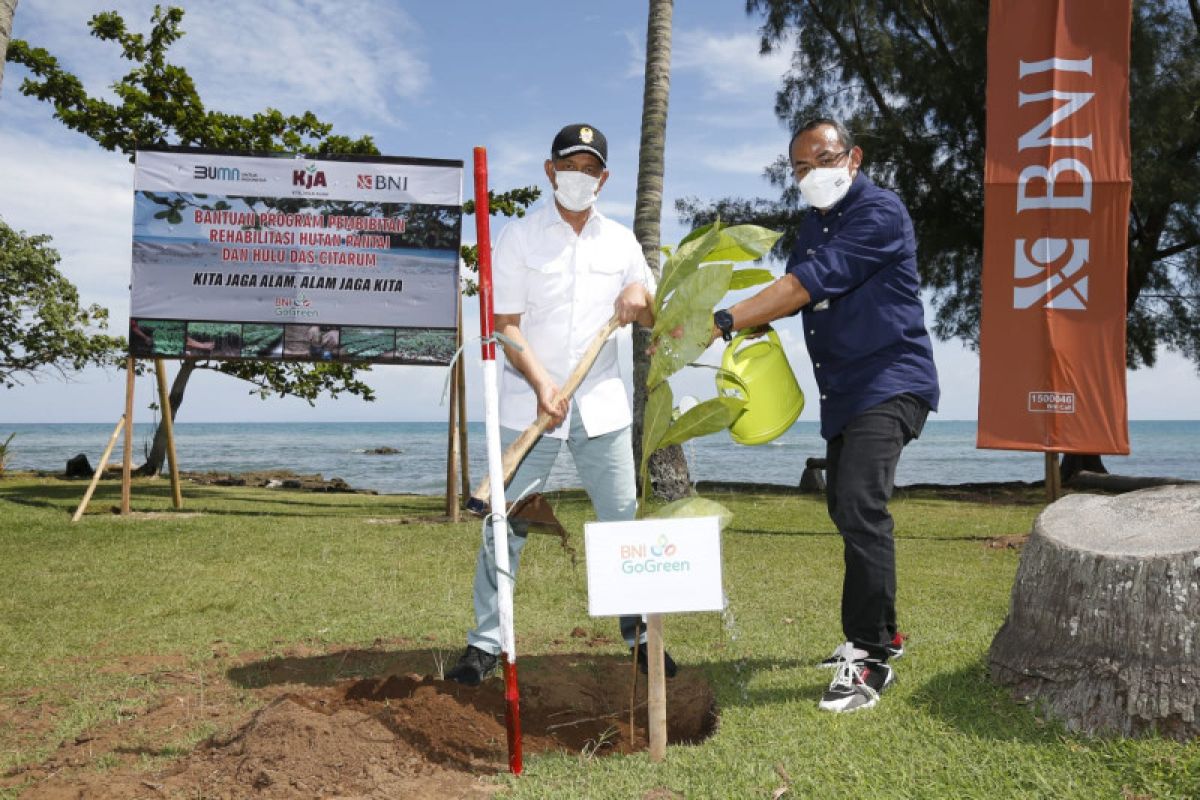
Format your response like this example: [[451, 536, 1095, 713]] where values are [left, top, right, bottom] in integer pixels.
[[293, 164, 327, 189], [193, 165, 240, 181], [1013, 238, 1089, 310]]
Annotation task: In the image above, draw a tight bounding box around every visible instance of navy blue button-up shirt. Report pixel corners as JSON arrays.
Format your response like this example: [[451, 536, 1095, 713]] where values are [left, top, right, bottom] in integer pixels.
[[786, 172, 940, 440]]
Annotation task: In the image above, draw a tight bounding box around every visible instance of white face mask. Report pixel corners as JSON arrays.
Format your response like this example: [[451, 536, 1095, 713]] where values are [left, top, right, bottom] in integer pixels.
[[553, 170, 600, 212], [799, 166, 853, 210]]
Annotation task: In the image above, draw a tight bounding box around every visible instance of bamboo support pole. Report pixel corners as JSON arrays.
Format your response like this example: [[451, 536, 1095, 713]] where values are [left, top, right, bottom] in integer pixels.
[[445, 343, 461, 521], [457, 304, 470, 496], [647, 613, 667, 762], [71, 416, 126, 523], [154, 358, 183, 509], [121, 357, 135, 515]]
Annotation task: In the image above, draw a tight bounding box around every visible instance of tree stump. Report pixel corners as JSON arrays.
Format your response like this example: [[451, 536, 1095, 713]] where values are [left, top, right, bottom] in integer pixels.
[[989, 485, 1200, 740]]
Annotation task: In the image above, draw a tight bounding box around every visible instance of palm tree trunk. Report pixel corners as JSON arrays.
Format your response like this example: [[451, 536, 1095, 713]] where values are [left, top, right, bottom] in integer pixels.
[[0, 0, 18, 96], [136, 360, 195, 476], [632, 0, 691, 501]]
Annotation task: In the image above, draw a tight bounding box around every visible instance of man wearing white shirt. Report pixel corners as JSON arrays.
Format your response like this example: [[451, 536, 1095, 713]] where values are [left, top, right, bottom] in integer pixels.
[[446, 123, 674, 685]]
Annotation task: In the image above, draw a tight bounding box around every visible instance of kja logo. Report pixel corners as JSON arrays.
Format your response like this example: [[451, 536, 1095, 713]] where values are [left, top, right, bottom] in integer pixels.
[[293, 164, 327, 189]]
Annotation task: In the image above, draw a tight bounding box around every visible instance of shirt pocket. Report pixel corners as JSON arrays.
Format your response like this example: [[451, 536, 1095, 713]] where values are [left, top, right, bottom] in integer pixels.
[[582, 258, 625, 304], [522, 241, 574, 312]]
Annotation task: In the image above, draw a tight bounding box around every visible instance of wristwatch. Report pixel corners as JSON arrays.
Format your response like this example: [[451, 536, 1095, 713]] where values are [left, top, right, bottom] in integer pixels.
[[713, 309, 735, 342]]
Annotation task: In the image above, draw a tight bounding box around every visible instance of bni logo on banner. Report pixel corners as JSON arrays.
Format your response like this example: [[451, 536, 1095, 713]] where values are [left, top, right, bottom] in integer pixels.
[[584, 516, 724, 617]]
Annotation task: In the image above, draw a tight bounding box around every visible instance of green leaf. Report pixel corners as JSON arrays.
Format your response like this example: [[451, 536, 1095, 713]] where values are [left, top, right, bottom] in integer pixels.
[[639, 381, 673, 497], [657, 396, 746, 449], [729, 268, 775, 290], [647, 262, 734, 388], [704, 224, 783, 263], [153, 210, 169, 219], [656, 224, 722, 307], [677, 220, 720, 248], [653, 261, 733, 339], [166, 211, 182, 225], [647, 496, 733, 529]]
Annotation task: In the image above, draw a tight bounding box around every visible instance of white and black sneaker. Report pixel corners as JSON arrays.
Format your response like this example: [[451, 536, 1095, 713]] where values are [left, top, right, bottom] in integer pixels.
[[817, 631, 907, 668], [817, 642, 895, 713]]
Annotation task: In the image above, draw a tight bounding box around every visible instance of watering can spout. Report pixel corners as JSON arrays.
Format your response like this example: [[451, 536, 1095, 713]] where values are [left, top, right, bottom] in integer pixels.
[[715, 327, 804, 446]]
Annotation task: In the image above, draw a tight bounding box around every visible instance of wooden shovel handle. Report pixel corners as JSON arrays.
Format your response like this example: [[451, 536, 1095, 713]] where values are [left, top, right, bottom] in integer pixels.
[[469, 313, 622, 511]]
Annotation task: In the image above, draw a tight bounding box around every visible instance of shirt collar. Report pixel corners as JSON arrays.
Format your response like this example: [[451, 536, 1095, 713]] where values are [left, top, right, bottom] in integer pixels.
[[543, 200, 604, 232]]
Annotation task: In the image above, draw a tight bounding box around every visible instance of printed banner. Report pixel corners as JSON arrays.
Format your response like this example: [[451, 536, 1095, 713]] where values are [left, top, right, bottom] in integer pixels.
[[129, 148, 463, 365], [977, 0, 1131, 454]]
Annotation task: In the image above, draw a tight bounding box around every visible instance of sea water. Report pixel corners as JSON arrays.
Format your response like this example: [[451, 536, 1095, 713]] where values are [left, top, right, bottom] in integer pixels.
[[2, 420, 1197, 496]]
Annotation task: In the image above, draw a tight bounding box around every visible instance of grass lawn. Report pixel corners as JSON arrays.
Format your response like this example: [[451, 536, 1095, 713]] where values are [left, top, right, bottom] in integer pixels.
[[0, 474, 1196, 798]]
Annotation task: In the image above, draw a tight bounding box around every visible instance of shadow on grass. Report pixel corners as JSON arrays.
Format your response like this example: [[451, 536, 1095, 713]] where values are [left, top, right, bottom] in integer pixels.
[[909, 658, 1053, 743], [0, 481, 448, 520], [729, 526, 838, 538]]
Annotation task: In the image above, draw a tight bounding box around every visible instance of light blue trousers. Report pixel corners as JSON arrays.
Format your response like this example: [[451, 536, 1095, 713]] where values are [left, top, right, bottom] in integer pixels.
[[467, 406, 644, 655]]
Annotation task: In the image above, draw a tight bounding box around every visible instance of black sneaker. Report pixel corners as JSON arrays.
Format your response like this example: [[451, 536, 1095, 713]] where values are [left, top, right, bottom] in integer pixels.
[[817, 642, 894, 713], [444, 645, 498, 686], [817, 631, 907, 668], [631, 643, 678, 678]]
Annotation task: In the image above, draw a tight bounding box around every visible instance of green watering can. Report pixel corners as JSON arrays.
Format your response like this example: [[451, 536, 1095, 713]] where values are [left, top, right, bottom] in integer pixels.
[[715, 327, 805, 446]]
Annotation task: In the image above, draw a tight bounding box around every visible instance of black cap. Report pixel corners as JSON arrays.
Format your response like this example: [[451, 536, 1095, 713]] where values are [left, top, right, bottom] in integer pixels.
[[551, 123, 607, 167]]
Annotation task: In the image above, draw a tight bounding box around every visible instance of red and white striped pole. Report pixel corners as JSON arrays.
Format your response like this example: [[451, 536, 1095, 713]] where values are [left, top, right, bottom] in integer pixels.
[[472, 146, 522, 775]]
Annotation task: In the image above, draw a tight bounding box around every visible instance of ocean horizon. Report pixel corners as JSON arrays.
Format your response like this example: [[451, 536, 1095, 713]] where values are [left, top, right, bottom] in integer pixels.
[[3, 420, 1197, 496]]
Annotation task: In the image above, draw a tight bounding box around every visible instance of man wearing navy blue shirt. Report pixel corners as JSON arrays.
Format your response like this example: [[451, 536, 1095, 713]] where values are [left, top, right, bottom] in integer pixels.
[[711, 119, 939, 713]]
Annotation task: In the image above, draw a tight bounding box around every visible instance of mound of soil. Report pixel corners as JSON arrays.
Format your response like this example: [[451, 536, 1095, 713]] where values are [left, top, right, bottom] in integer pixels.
[[7, 650, 716, 799]]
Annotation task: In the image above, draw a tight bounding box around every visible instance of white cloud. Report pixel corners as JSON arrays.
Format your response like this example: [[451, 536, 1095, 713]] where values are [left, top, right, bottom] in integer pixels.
[[0, 130, 133, 315], [177, 2, 428, 124], [624, 27, 789, 99], [697, 141, 784, 176], [9, 1, 430, 126], [597, 199, 635, 222], [672, 30, 791, 98]]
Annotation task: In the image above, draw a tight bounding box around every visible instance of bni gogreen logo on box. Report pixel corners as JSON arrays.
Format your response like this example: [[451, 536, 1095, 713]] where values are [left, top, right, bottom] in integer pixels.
[[619, 535, 690, 575]]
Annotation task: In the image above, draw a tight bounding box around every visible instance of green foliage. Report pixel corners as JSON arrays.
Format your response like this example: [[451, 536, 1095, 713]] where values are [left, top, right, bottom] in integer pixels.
[[393, 329, 457, 364], [656, 396, 747, 450], [647, 262, 733, 387], [239, 324, 282, 358], [646, 495, 733, 529], [0, 433, 14, 478], [338, 328, 394, 361], [680, 0, 1200, 370], [638, 222, 782, 498], [0, 219, 123, 388]]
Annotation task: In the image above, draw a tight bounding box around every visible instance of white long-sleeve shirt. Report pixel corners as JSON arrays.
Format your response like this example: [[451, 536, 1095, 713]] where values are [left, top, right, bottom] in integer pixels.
[[492, 203, 656, 439]]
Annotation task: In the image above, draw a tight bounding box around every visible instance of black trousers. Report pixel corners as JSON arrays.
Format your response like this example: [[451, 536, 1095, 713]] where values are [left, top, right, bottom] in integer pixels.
[[825, 393, 929, 661]]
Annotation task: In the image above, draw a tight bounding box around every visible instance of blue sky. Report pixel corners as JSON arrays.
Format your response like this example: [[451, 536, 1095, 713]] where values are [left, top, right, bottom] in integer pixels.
[[2, 0, 1197, 425]]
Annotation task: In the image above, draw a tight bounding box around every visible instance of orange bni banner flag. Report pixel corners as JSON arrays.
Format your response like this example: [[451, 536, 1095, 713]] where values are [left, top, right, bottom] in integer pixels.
[[978, 0, 1132, 455]]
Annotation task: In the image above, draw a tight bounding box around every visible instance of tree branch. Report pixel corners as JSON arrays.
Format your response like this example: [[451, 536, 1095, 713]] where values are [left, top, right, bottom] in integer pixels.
[[804, 0, 895, 124], [1153, 239, 1200, 261]]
